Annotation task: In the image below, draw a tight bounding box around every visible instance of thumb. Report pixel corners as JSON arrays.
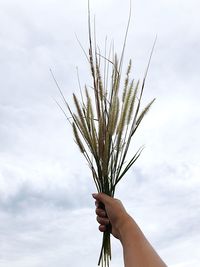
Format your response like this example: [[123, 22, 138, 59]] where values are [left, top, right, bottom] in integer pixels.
[[92, 193, 112, 205]]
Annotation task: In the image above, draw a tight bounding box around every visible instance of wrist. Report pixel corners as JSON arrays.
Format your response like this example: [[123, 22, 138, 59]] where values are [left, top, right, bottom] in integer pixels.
[[117, 215, 133, 239], [118, 216, 143, 244]]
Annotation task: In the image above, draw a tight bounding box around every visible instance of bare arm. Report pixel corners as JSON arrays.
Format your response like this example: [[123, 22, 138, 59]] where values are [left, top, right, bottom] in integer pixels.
[[92, 193, 167, 267]]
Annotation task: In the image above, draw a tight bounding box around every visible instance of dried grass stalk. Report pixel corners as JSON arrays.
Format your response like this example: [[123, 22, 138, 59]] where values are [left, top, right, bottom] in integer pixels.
[[55, 2, 156, 266]]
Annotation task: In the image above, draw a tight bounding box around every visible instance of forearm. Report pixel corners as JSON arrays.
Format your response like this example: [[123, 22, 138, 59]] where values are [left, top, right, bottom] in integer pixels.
[[119, 217, 167, 267], [93, 193, 167, 266]]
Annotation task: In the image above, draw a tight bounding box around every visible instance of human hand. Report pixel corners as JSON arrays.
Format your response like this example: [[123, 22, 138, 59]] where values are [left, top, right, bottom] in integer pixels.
[[92, 193, 132, 240], [92, 193, 168, 267]]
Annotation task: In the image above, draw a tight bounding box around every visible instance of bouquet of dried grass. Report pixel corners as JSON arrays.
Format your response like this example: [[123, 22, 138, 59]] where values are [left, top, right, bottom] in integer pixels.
[[54, 2, 156, 267]]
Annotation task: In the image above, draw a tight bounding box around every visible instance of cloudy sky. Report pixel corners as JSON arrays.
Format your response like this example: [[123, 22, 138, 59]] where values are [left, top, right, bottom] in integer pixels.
[[0, 0, 200, 266]]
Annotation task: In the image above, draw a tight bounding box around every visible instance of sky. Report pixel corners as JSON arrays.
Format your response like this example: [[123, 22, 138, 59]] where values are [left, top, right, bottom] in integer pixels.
[[0, 0, 200, 266]]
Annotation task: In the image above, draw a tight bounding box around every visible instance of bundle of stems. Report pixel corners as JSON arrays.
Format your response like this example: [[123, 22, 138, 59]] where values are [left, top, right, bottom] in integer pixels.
[[54, 3, 155, 267]]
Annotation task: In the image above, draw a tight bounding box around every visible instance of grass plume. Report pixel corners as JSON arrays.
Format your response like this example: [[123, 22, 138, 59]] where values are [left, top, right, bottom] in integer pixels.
[[54, 2, 156, 266]]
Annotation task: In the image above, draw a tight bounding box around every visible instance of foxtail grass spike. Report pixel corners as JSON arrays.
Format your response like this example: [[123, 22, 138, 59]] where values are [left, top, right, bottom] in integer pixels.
[[55, 1, 156, 266]]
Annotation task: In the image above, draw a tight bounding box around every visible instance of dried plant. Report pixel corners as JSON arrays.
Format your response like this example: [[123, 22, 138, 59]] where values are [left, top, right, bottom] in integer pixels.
[[53, 2, 156, 266]]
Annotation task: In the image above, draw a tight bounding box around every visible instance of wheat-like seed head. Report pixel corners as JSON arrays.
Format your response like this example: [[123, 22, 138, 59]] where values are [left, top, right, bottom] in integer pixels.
[[72, 122, 85, 153], [54, 3, 156, 266]]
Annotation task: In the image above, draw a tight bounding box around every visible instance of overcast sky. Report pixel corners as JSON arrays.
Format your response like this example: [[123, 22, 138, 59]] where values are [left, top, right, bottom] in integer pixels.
[[0, 0, 200, 267]]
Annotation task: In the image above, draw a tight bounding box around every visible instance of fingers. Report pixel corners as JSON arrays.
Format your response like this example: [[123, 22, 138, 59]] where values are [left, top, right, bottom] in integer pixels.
[[96, 207, 109, 232], [96, 215, 109, 225], [99, 225, 106, 232], [93, 193, 112, 233], [96, 208, 106, 217], [96, 215, 110, 233]]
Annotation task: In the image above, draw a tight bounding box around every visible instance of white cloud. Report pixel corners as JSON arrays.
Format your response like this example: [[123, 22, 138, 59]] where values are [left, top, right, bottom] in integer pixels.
[[0, 0, 200, 266]]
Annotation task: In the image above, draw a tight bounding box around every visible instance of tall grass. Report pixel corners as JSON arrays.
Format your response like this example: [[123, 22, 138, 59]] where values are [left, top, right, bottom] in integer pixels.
[[54, 1, 156, 266]]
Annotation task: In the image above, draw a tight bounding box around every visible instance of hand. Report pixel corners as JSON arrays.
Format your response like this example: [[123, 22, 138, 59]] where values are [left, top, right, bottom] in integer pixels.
[[92, 193, 168, 267], [92, 193, 132, 240]]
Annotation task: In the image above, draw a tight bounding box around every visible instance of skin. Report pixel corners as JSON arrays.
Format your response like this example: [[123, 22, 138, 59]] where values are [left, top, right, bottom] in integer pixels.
[[92, 193, 167, 267]]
